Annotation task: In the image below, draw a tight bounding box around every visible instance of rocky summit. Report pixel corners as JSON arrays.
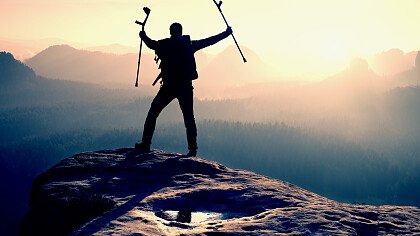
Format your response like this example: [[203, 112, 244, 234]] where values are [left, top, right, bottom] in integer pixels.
[[20, 148, 419, 235]]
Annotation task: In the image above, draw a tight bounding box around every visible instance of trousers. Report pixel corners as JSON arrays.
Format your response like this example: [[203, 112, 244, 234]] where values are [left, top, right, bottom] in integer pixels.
[[142, 84, 198, 151]]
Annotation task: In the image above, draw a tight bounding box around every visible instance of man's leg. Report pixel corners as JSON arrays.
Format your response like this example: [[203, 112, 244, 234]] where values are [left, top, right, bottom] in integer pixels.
[[141, 88, 174, 146], [178, 86, 198, 154]]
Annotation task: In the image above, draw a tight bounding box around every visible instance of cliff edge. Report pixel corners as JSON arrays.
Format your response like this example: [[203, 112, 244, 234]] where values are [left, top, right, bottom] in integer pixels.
[[20, 149, 419, 235]]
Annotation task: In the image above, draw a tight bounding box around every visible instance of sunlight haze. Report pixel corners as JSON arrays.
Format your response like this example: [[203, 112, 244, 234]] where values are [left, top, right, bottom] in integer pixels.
[[1, 2, 420, 234], [1, 0, 420, 78]]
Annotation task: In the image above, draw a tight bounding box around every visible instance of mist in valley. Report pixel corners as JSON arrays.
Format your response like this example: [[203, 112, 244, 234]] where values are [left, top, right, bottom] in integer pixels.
[[0, 46, 419, 235]]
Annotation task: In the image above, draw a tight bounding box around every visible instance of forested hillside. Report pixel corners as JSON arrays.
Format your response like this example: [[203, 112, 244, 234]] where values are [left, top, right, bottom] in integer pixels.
[[1, 51, 419, 235]]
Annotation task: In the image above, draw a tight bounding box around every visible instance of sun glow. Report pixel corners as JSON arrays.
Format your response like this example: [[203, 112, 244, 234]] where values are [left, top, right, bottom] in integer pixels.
[[1, 0, 419, 79]]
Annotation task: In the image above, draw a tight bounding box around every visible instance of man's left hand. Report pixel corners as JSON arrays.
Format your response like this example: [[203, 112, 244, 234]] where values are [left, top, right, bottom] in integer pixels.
[[226, 27, 233, 35]]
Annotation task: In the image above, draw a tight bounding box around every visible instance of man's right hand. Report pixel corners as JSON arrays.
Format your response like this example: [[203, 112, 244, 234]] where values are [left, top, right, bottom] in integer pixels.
[[139, 31, 146, 39]]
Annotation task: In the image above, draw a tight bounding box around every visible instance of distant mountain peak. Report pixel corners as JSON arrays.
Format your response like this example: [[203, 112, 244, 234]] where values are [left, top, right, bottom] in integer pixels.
[[0, 51, 16, 62], [217, 45, 262, 63], [349, 57, 369, 73], [0, 51, 36, 82], [34, 44, 78, 56], [47, 44, 74, 50], [200, 45, 273, 86], [85, 43, 137, 54]]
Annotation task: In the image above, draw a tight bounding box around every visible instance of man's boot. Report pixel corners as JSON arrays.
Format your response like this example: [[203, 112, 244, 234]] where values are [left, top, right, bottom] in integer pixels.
[[185, 149, 197, 157], [135, 142, 151, 153]]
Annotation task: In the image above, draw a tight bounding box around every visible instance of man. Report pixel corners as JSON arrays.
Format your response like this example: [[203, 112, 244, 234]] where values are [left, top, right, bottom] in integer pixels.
[[135, 23, 232, 156]]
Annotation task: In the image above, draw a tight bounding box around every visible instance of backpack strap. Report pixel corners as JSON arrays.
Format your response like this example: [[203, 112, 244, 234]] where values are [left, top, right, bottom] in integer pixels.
[[151, 51, 162, 86]]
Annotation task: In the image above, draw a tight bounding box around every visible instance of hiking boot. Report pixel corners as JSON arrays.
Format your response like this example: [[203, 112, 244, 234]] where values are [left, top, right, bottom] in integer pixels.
[[185, 150, 197, 157], [134, 142, 150, 153]]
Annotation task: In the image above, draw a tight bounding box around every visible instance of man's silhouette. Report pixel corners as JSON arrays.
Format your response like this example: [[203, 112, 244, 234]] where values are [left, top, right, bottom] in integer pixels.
[[135, 23, 232, 156]]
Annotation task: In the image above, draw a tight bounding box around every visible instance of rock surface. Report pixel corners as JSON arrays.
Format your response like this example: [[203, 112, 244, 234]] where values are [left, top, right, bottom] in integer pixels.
[[20, 148, 420, 235]]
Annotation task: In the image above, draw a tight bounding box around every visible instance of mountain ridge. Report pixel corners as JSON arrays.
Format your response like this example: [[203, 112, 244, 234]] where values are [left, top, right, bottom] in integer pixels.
[[25, 44, 159, 87], [0, 51, 154, 107], [24, 44, 272, 90], [0, 51, 36, 83]]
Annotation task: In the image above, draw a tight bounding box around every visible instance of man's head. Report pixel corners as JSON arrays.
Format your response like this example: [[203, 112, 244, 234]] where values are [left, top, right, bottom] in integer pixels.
[[170, 23, 183, 37]]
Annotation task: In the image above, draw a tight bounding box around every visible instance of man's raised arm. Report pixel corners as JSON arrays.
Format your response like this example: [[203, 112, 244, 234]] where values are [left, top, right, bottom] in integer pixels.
[[139, 31, 158, 50], [192, 27, 232, 52]]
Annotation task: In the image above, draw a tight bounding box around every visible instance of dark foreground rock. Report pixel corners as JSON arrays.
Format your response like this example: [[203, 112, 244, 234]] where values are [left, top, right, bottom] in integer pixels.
[[20, 149, 420, 235]]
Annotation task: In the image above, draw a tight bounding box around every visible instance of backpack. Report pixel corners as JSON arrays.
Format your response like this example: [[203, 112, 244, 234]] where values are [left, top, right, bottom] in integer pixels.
[[152, 35, 198, 86]]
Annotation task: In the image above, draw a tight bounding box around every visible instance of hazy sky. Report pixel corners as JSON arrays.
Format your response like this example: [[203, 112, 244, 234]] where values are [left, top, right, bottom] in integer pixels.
[[1, 0, 420, 78]]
